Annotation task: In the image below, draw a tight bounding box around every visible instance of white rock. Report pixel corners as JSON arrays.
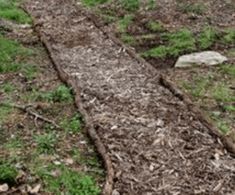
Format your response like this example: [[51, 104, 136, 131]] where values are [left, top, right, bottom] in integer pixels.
[[0, 184, 9, 192], [175, 51, 228, 68]]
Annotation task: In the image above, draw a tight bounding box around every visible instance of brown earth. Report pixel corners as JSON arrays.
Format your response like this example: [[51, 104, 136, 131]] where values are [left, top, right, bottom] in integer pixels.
[[25, 0, 235, 195]]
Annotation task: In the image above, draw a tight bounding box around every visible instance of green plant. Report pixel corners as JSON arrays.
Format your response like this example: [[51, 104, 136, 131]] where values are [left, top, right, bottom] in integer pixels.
[[60, 114, 81, 133], [198, 27, 218, 49], [117, 15, 134, 33], [142, 29, 196, 58], [223, 29, 235, 44], [212, 84, 234, 102], [0, 163, 17, 184], [165, 29, 196, 56], [1, 82, 15, 93], [224, 105, 235, 112], [37, 165, 100, 195], [146, 21, 163, 32], [182, 76, 211, 98], [180, 3, 206, 15], [0, 0, 32, 24], [0, 36, 33, 73], [142, 45, 168, 58], [219, 64, 235, 77], [0, 103, 13, 124], [36, 85, 73, 103], [121, 34, 136, 45], [121, 0, 140, 11], [147, 0, 156, 10], [4, 137, 23, 149], [34, 133, 57, 154], [218, 121, 230, 134], [81, 0, 108, 7]]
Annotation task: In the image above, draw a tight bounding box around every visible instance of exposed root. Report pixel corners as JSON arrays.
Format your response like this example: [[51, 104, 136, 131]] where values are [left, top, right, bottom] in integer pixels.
[[25, 17, 115, 195], [0, 102, 60, 129], [159, 75, 235, 156]]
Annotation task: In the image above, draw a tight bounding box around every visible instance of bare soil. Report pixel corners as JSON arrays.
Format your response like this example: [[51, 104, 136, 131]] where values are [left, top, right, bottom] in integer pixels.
[[25, 0, 235, 194]]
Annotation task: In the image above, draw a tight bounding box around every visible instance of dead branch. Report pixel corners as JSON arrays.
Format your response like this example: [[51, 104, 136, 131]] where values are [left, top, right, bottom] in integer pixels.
[[0, 102, 60, 129]]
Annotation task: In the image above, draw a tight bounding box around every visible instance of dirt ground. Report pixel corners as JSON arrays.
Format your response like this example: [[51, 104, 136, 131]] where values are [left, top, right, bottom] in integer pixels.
[[0, 15, 103, 194], [25, 0, 235, 194]]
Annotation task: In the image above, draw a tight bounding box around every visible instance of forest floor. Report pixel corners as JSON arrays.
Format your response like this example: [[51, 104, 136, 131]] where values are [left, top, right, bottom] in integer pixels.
[[0, 0, 235, 194]]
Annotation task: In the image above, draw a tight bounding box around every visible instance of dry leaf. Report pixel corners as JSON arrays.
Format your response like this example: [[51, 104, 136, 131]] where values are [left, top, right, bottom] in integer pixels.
[[29, 184, 41, 194]]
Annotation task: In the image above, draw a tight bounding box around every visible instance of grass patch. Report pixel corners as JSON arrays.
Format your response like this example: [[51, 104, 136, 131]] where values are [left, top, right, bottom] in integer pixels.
[[120, 0, 140, 12], [198, 26, 218, 49], [223, 28, 235, 44], [179, 3, 206, 15], [0, 0, 31, 24], [0, 35, 34, 73], [81, 0, 108, 7], [36, 85, 73, 103], [0, 162, 18, 184], [219, 64, 235, 77], [121, 34, 136, 45], [218, 121, 231, 134], [182, 76, 211, 98], [0, 82, 15, 93], [142, 29, 196, 58], [212, 84, 234, 102], [146, 21, 164, 32], [60, 114, 82, 134], [117, 15, 134, 33], [36, 164, 100, 195], [0, 103, 13, 125], [34, 133, 57, 154]]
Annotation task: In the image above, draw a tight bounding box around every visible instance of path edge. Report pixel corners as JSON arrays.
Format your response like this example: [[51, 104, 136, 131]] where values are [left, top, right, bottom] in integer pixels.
[[23, 4, 114, 195], [78, 3, 235, 156]]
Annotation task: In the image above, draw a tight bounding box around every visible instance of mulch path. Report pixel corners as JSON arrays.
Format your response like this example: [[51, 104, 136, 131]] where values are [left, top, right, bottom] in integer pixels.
[[25, 0, 235, 194]]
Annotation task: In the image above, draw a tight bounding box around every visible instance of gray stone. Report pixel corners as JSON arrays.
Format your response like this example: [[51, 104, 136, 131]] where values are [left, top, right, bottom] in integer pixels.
[[175, 51, 228, 68]]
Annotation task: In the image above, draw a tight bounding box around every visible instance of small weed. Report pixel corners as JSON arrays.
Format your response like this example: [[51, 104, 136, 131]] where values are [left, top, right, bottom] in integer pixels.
[[222, 28, 235, 44], [4, 137, 23, 150], [219, 64, 235, 77], [146, 0, 156, 10], [1, 82, 15, 93], [121, 0, 140, 12], [142, 45, 167, 58], [212, 84, 234, 102], [34, 133, 57, 154], [81, 0, 108, 7], [146, 21, 164, 32], [22, 64, 38, 80], [121, 34, 136, 45], [52, 85, 73, 102], [117, 15, 134, 33], [60, 114, 81, 133], [0, 162, 18, 184], [198, 26, 218, 49], [0, 103, 13, 124], [179, 3, 206, 15], [37, 164, 100, 194], [223, 105, 235, 112], [182, 76, 211, 98], [36, 85, 73, 103], [0, 0, 32, 24], [218, 121, 230, 134]]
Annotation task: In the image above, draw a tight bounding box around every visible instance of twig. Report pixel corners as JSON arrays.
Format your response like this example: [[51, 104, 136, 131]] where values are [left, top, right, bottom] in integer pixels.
[[0, 102, 60, 129]]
